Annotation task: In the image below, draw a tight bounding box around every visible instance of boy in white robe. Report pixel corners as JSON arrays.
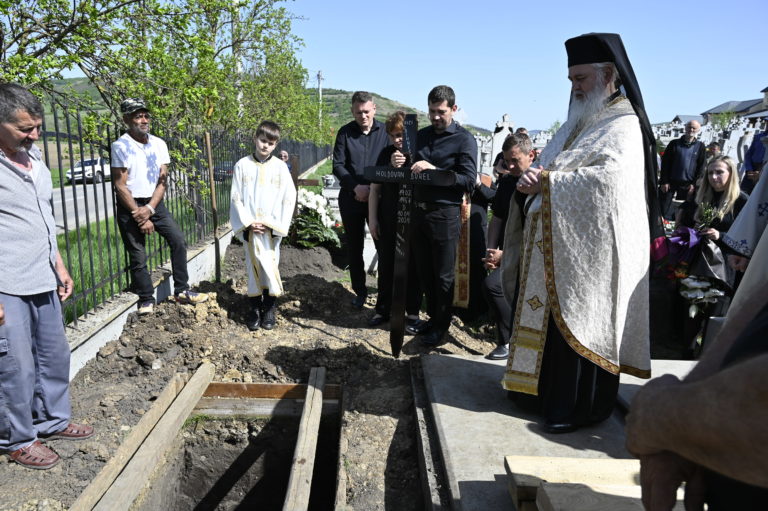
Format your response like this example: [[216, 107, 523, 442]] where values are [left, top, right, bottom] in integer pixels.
[[230, 121, 297, 330]]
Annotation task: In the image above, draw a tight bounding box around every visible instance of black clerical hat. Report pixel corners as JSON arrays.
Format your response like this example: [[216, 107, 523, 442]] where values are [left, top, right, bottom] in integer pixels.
[[565, 33, 617, 66], [564, 32, 664, 240]]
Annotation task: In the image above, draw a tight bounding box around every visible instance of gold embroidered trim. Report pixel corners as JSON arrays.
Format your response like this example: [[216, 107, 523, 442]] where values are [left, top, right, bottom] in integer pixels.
[[526, 295, 544, 311], [501, 376, 539, 395], [540, 169, 625, 376], [504, 211, 550, 396], [453, 194, 471, 307]]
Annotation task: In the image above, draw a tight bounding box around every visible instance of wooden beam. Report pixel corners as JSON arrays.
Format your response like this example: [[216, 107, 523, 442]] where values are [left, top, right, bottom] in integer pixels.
[[536, 482, 685, 511], [93, 362, 215, 511], [333, 387, 348, 510], [71, 374, 186, 511], [282, 367, 326, 511], [505, 455, 642, 506], [202, 381, 341, 400], [193, 396, 339, 418]]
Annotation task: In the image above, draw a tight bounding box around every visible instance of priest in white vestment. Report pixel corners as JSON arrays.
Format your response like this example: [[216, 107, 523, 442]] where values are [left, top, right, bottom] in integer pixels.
[[501, 33, 662, 433], [230, 121, 297, 331]]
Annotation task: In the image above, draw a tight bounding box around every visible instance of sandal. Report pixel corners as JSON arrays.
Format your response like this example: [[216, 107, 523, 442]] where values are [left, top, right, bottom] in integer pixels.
[[10, 440, 60, 470], [42, 422, 94, 441]]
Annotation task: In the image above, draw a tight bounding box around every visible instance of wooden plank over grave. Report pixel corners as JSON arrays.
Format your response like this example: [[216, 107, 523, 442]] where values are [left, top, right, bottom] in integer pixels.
[[92, 363, 215, 511], [71, 374, 187, 511], [282, 367, 327, 511]]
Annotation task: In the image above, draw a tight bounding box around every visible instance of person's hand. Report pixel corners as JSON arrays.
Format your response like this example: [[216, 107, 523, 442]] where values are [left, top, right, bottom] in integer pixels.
[[493, 160, 506, 177], [353, 184, 370, 202], [660, 183, 670, 193], [140, 219, 155, 235], [638, 452, 704, 511], [0, 303, 5, 326], [482, 248, 503, 270], [700, 227, 720, 241], [687, 184, 695, 197], [517, 167, 542, 195], [410, 160, 435, 174], [391, 151, 406, 168], [745, 170, 761, 182], [250, 222, 267, 234], [56, 266, 74, 301], [132, 205, 153, 224], [729, 254, 749, 272]]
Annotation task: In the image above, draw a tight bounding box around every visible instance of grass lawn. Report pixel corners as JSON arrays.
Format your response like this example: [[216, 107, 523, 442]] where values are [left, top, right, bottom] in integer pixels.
[[58, 195, 215, 323], [301, 159, 332, 194]]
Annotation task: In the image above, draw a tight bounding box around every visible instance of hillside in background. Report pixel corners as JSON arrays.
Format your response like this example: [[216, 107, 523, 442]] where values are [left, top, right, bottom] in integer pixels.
[[321, 88, 491, 136], [50, 79, 490, 137]]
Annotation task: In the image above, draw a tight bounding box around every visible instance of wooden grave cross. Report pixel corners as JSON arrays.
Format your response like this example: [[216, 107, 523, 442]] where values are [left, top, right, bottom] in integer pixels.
[[363, 114, 456, 357]]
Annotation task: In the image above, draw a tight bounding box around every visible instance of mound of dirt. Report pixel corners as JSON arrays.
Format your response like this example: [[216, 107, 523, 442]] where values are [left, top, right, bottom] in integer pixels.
[[0, 243, 496, 511]]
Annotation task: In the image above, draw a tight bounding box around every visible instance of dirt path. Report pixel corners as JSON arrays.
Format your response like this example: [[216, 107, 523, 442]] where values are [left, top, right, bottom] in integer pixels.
[[0, 242, 496, 510]]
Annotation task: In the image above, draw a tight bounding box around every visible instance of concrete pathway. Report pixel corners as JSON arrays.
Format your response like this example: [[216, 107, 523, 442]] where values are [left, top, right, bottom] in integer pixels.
[[419, 354, 696, 511]]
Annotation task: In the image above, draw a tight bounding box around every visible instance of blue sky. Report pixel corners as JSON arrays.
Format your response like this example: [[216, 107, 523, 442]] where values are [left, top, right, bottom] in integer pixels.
[[288, 0, 766, 131]]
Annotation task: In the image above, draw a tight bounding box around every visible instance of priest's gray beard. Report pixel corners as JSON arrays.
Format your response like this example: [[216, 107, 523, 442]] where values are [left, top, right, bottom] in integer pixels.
[[567, 87, 609, 128]]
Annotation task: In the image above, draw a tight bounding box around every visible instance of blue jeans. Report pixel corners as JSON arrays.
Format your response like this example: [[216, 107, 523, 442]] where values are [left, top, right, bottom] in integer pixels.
[[0, 291, 70, 451]]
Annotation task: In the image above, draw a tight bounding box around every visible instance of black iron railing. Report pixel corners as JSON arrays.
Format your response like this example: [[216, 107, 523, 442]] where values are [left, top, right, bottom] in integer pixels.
[[39, 102, 330, 325]]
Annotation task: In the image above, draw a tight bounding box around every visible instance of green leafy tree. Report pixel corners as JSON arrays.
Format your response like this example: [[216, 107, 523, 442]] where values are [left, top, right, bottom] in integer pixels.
[[1, 0, 330, 144], [708, 111, 737, 134]]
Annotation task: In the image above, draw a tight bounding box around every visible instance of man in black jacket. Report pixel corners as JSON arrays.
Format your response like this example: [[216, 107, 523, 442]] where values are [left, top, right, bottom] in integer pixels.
[[332, 91, 389, 307], [393, 85, 477, 346], [659, 120, 706, 219]]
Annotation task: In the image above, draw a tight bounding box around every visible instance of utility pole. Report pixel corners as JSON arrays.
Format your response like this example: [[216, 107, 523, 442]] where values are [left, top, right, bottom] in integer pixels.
[[317, 70, 323, 129]]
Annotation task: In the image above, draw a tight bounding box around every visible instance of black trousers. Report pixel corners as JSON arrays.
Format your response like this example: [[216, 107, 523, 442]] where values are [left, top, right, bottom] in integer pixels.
[[411, 205, 460, 332], [116, 198, 189, 303], [338, 190, 370, 297], [659, 181, 693, 220], [482, 268, 516, 347], [374, 209, 421, 317]]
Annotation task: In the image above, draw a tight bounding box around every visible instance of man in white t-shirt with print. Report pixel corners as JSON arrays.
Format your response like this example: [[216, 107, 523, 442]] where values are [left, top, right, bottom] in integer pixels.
[[111, 98, 207, 314]]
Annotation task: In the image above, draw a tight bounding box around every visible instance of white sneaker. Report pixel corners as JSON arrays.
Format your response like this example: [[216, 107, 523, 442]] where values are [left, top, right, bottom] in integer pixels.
[[137, 300, 154, 315]]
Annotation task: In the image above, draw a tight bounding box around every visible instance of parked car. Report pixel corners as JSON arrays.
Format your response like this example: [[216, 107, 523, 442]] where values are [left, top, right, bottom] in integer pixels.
[[66, 157, 112, 184], [213, 160, 235, 182]]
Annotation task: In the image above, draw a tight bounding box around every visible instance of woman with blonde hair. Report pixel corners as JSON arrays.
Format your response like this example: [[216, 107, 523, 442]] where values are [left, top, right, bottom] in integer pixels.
[[674, 155, 748, 357], [679, 155, 747, 243]]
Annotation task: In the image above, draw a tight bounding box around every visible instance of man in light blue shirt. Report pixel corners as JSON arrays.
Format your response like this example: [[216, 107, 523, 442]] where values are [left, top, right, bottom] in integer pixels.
[[0, 83, 94, 470]]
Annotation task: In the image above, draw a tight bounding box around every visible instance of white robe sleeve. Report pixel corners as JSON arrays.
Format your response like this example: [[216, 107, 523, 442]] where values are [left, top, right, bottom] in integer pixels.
[[230, 159, 255, 239]]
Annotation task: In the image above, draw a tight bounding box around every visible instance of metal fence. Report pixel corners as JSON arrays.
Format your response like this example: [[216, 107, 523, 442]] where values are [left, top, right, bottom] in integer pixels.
[[40, 102, 331, 325]]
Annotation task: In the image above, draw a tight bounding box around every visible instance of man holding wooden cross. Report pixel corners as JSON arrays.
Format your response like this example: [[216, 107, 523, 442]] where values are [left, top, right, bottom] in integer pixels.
[[393, 85, 477, 346]]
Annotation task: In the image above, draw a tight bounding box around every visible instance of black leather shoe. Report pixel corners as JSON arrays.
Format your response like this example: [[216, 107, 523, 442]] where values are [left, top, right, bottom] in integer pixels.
[[246, 308, 261, 331], [367, 313, 389, 327], [486, 344, 509, 360], [406, 319, 431, 335], [420, 329, 445, 346], [541, 421, 578, 434], [350, 294, 367, 309], [261, 306, 276, 330]]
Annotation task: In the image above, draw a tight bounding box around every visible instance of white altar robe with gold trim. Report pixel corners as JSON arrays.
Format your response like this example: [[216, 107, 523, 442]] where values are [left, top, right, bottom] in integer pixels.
[[230, 155, 296, 297], [501, 97, 651, 395]]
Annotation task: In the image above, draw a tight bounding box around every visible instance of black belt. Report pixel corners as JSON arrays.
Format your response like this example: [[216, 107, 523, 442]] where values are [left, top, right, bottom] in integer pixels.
[[413, 202, 458, 212]]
